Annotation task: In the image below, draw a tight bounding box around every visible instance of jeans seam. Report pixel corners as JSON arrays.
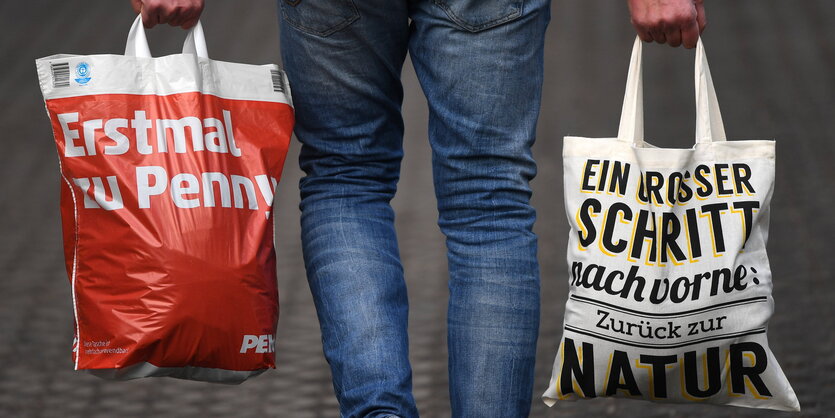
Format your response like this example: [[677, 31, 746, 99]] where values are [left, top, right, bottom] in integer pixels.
[[280, 0, 361, 37], [432, 0, 525, 33]]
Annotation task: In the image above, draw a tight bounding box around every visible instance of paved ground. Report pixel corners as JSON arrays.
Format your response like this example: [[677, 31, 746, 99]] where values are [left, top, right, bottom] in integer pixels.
[[1, 1, 833, 417]]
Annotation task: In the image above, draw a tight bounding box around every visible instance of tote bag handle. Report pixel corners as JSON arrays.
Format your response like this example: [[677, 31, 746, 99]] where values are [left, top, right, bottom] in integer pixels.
[[616, 36, 726, 145], [124, 14, 209, 59]]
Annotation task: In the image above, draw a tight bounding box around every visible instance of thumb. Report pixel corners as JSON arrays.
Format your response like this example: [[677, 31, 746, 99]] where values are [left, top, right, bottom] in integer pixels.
[[131, 0, 142, 14]]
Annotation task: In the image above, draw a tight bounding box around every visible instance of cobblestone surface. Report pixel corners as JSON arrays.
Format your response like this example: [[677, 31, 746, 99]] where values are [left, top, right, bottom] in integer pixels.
[[1, 1, 832, 417]]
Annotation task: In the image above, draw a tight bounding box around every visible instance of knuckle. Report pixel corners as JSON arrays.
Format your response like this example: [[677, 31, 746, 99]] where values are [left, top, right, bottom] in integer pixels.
[[631, 16, 651, 29], [187, 1, 203, 15], [676, 11, 697, 24], [648, 19, 667, 31], [656, 10, 695, 28], [659, 16, 676, 27]]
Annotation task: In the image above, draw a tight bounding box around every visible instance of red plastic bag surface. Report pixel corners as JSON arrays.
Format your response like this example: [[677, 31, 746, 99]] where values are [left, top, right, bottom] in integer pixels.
[[35, 17, 294, 383]]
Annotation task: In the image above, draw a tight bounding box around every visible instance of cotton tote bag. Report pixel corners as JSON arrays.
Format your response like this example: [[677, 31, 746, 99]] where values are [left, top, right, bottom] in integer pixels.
[[35, 16, 294, 383], [542, 37, 799, 411]]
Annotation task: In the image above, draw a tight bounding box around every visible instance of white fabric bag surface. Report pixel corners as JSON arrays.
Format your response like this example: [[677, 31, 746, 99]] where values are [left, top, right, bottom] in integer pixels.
[[542, 37, 800, 411]]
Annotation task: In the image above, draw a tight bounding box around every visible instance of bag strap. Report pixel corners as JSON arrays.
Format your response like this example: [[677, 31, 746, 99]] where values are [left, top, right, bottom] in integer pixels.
[[124, 15, 209, 59], [617, 36, 726, 145]]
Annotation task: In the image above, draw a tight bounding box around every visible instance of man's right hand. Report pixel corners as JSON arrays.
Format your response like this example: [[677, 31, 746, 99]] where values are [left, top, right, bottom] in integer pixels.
[[130, 0, 204, 29]]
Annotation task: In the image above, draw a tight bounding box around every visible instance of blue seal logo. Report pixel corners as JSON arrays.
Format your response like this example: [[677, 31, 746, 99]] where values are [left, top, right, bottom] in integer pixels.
[[74, 62, 92, 85]]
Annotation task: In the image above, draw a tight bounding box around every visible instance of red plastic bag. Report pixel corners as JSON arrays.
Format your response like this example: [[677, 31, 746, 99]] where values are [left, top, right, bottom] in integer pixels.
[[35, 17, 294, 383]]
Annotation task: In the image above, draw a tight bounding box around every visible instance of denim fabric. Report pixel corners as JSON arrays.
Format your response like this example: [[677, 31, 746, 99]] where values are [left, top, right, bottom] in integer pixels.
[[278, 0, 551, 416]]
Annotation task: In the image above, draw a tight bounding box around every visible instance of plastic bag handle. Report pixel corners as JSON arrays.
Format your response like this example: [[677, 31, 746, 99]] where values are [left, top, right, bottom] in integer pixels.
[[617, 36, 726, 145], [125, 14, 209, 59]]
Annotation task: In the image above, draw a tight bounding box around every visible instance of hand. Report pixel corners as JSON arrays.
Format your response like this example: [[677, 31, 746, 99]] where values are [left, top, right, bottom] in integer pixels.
[[627, 0, 706, 48], [130, 0, 205, 29]]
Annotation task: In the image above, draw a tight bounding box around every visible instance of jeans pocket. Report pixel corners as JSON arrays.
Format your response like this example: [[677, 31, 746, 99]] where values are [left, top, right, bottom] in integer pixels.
[[279, 0, 360, 37], [433, 0, 525, 32]]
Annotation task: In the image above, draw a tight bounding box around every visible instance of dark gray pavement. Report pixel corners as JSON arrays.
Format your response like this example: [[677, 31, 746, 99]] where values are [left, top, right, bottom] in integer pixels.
[[1, 1, 833, 417]]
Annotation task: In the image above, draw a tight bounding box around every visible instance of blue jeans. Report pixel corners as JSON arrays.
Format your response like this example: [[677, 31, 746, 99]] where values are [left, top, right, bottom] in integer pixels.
[[278, 0, 550, 416]]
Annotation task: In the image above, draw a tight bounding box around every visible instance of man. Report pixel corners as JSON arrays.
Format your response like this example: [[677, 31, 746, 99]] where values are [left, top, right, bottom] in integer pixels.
[[131, 0, 707, 416]]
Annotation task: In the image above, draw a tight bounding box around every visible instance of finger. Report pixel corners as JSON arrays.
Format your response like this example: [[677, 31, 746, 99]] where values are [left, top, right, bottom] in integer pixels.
[[191, 0, 205, 15], [175, 8, 194, 29], [156, 6, 172, 25], [633, 24, 653, 43], [181, 16, 199, 30], [131, 0, 142, 14], [168, 8, 186, 27], [696, 1, 707, 33], [681, 19, 700, 49], [666, 28, 682, 48], [649, 28, 667, 44], [181, 3, 205, 30], [141, 5, 158, 28]]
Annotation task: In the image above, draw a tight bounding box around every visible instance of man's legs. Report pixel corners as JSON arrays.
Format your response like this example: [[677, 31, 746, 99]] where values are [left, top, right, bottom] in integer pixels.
[[278, 1, 417, 417], [407, 0, 551, 416]]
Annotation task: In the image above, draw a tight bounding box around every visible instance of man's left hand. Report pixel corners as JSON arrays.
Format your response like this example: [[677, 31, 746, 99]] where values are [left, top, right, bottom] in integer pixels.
[[627, 0, 706, 48]]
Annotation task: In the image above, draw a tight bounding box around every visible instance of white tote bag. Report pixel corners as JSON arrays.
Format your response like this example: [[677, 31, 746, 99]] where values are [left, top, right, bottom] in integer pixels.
[[542, 37, 800, 411]]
